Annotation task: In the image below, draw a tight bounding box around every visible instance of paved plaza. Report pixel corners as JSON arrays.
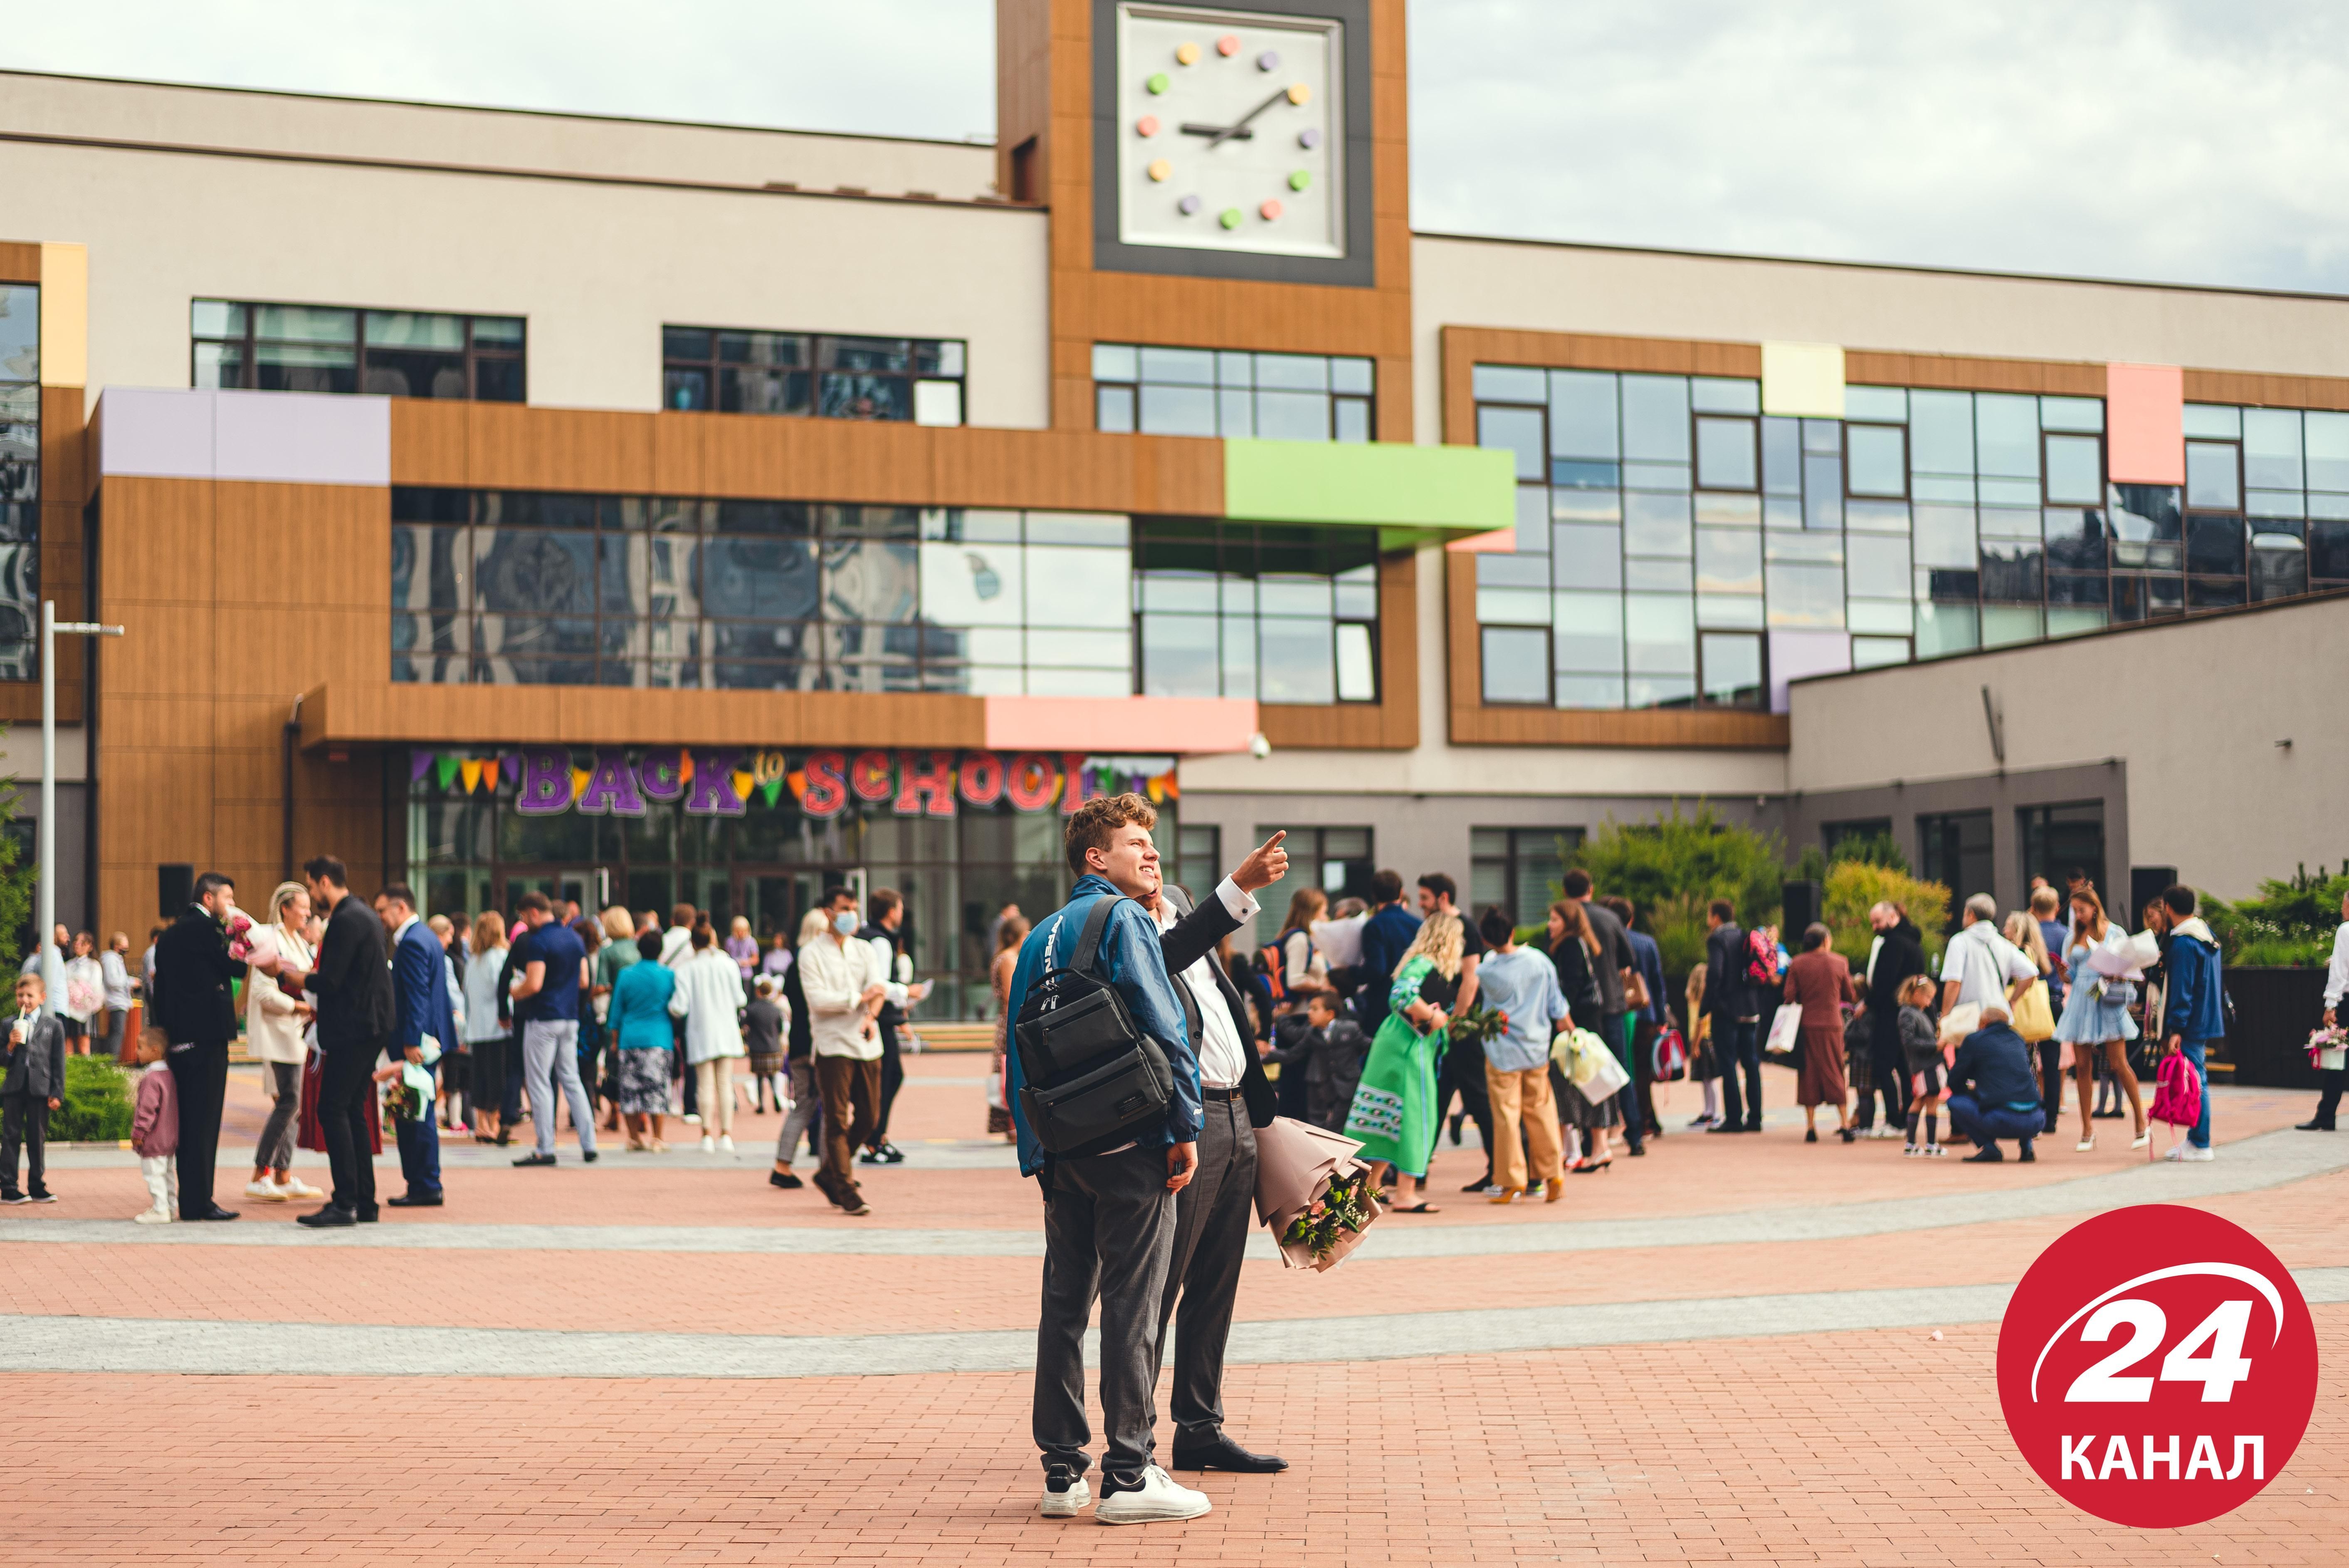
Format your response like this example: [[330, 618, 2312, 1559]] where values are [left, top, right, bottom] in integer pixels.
[[2, 1053, 2343, 1565]]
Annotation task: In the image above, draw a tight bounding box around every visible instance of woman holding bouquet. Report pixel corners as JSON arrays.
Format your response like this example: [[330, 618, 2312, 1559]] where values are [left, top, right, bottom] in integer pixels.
[[2055, 886, 2146, 1151], [1342, 910, 1464, 1213]]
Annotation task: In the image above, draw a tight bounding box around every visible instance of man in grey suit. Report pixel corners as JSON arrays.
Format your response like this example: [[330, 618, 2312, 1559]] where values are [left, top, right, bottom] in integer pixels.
[[1151, 831, 1292, 1474]]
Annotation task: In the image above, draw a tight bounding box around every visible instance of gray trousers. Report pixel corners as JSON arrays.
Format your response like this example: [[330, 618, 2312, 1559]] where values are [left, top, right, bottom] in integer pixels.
[[1035, 1142, 1177, 1481], [773, 1058, 821, 1164], [1156, 1094, 1257, 1445], [521, 1020, 595, 1158], [256, 1060, 301, 1171]]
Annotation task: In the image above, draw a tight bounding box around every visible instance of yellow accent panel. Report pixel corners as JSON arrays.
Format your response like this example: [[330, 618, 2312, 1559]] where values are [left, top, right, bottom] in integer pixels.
[[38, 242, 87, 388], [1760, 341, 1844, 419]]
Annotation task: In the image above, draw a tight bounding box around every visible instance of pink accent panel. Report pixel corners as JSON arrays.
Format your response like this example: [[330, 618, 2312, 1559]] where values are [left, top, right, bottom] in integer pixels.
[[1766, 630, 1850, 714], [2106, 363, 2185, 485], [1445, 528, 1516, 554], [982, 696, 1258, 755]]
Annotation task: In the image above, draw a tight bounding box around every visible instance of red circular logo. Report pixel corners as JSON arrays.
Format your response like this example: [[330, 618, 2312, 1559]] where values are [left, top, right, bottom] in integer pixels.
[[1997, 1204, 2316, 1528]]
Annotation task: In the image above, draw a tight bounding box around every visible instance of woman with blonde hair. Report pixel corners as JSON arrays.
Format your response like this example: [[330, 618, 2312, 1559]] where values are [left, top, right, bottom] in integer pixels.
[[668, 921, 748, 1153], [1342, 908, 1464, 1214], [2005, 908, 2060, 1137], [242, 881, 323, 1201], [461, 910, 513, 1144], [589, 905, 637, 1130]]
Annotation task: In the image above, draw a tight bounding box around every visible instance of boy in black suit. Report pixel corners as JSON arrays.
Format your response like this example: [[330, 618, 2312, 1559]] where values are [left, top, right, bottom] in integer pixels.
[[1, 973, 69, 1203]]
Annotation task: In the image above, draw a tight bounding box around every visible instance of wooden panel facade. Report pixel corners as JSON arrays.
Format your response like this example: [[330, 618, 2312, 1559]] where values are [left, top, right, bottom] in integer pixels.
[[1844, 350, 2104, 398], [0, 242, 37, 283], [303, 683, 988, 752], [2181, 368, 2349, 413]]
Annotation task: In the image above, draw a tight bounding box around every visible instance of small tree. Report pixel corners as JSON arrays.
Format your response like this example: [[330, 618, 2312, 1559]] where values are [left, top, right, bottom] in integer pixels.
[[1823, 860, 1951, 970], [1569, 800, 1787, 935], [0, 748, 30, 971]]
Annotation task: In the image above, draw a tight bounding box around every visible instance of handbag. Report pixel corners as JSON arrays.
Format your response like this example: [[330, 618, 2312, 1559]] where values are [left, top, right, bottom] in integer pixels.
[[2012, 978, 2055, 1043], [1936, 1001, 1981, 1049], [1762, 1006, 1803, 1057], [1553, 1027, 1629, 1103]]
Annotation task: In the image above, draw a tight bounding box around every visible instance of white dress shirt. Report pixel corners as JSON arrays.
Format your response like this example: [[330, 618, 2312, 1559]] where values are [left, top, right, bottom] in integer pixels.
[[796, 933, 889, 1060], [1156, 877, 1260, 1089], [2326, 921, 2349, 1010]]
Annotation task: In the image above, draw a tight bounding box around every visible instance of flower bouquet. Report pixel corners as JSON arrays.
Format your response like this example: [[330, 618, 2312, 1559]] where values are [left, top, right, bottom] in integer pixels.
[[1446, 1003, 1508, 1049], [382, 1065, 433, 1124], [2308, 1024, 2348, 1074], [1252, 1115, 1381, 1272]]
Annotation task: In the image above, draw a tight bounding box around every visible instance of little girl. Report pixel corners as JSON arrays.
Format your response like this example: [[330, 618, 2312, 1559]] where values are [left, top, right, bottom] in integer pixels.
[[1897, 974, 1945, 1158], [129, 1030, 179, 1222], [1684, 961, 1720, 1129]]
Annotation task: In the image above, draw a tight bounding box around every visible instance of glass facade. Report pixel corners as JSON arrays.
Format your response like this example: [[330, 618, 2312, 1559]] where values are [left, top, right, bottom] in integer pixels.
[[1470, 827, 1584, 927], [1134, 519, 1379, 704], [661, 327, 966, 426], [191, 301, 524, 400], [1475, 365, 2349, 708], [0, 284, 35, 680], [391, 490, 1132, 696], [1094, 343, 1373, 441]]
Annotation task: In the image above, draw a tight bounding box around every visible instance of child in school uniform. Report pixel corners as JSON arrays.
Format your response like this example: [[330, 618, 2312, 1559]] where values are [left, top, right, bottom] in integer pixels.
[[130, 1027, 179, 1222], [0, 973, 67, 1204], [1897, 974, 1945, 1158]]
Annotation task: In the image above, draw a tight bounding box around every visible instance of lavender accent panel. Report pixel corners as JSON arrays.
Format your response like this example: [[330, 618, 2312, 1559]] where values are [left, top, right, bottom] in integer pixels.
[[95, 388, 216, 479], [1767, 629, 1851, 714], [212, 389, 391, 485]]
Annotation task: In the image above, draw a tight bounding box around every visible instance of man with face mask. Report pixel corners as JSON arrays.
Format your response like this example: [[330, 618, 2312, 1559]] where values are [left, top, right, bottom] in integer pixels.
[[796, 884, 891, 1214]]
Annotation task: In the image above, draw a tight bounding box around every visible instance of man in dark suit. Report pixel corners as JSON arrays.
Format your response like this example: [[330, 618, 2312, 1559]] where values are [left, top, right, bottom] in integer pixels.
[[279, 855, 395, 1228], [151, 872, 258, 1221], [380, 883, 455, 1208], [1151, 831, 1290, 1476]]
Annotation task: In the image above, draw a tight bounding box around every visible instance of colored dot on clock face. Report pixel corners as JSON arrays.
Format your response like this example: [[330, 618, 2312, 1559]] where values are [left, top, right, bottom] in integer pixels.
[[1287, 82, 1310, 106], [1216, 34, 1240, 56], [1146, 72, 1169, 94], [1147, 159, 1171, 183], [1219, 207, 1243, 230], [1178, 194, 1202, 215], [1288, 170, 1310, 191], [1259, 199, 1283, 221], [1299, 127, 1321, 149], [1257, 50, 1280, 71], [1175, 41, 1200, 65], [1136, 115, 1160, 137]]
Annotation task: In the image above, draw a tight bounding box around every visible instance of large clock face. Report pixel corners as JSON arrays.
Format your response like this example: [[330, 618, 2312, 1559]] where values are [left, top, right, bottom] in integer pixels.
[[1114, 4, 1345, 259]]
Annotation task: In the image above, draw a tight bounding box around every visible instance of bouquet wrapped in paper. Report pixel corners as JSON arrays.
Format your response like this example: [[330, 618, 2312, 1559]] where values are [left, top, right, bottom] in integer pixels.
[[2308, 1024, 2348, 1074], [1252, 1115, 1381, 1272]]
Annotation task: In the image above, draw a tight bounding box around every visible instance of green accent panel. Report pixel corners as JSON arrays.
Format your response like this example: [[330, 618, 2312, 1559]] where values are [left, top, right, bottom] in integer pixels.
[[1223, 440, 1517, 546]]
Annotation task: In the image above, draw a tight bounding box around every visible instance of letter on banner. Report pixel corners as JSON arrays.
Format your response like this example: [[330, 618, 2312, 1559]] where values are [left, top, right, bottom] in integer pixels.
[[849, 749, 895, 803], [801, 750, 849, 818], [576, 748, 647, 817], [895, 751, 956, 818], [2142, 1435, 2179, 1481], [2059, 1436, 2095, 1480], [2098, 1435, 2137, 1482], [1060, 753, 1092, 815], [1005, 752, 1058, 812], [2186, 1435, 2222, 1479], [685, 748, 746, 816], [638, 747, 687, 803], [2227, 1436, 2263, 1481], [516, 748, 574, 815], [958, 750, 1004, 807]]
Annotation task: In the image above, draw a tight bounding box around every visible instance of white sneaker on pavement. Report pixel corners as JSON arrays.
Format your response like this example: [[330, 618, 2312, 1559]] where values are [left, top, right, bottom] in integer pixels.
[[133, 1206, 172, 1224], [1094, 1465, 1210, 1526], [700, 1135, 716, 1153], [2163, 1144, 2184, 1161], [244, 1179, 289, 1201], [2183, 1144, 2214, 1161], [276, 1177, 324, 1200], [719, 1134, 735, 1154], [1040, 1467, 1091, 1518]]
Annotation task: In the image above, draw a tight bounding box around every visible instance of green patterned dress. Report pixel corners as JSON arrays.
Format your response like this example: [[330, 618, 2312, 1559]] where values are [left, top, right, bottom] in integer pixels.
[[1342, 954, 1445, 1177]]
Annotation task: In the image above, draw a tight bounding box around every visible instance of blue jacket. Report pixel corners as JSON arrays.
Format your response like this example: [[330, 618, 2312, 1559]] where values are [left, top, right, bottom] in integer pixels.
[[1948, 1020, 2042, 1111], [393, 918, 459, 1062], [1627, 929, 1668, 1025], [1003, 874, 1198, 1177], [2161, 919, 2227, 1042], [1357, 903, 1423, 1017]]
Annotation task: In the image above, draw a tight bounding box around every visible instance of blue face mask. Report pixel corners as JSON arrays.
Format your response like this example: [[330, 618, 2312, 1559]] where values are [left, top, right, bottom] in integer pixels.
[[834, 911, 861, 937]]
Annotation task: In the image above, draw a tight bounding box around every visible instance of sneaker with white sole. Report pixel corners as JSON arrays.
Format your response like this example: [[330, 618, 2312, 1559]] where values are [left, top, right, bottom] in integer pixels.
[[700, 1135, 716, 1153], [132, 1206, 172, 1224], [276, 1177, 325, 1200], [245, 1179, 290, 1201], [719, 1134, 735, 1154], [2163, 1144, 2184, 1161], [2183, 1144, 2214, 1161], [1094, 1465, 1210, 1526], [1040, 1465, 1091, 1518]]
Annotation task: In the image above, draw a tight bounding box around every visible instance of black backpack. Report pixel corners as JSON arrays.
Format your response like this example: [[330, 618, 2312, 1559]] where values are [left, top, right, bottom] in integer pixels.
[[1013, 894, 1176, 1158]]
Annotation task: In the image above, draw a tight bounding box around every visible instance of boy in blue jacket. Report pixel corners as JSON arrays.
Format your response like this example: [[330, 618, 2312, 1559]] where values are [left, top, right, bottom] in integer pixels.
[[2156, 884, 2225, 1161]]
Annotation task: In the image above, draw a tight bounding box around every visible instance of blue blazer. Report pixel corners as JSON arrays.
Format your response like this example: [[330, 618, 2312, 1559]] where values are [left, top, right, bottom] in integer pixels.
[[1003, 873, 1198, 1178], [393, 919, 459, 1062]]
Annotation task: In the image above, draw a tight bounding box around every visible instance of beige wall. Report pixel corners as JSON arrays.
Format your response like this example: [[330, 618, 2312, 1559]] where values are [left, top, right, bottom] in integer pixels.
[[1785, 595, 2349, 900], [8, 95, 1048, 426], [1410, 234, 2349, 442], [0, 71, 998, 199]]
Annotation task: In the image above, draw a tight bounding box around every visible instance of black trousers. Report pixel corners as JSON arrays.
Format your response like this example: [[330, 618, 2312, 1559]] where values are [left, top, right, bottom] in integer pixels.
[[165, 1041, 229, 1216], [1156, 1094, 1258, 1444], [2314, 1068, 2344, 1129], [870, 1015, 905, 1144], [1857, 1022, 1907, 1129], [319, 1046, 378, 1214], [2037, 1041, 2065, 1132], [1631, 1014, 1661, 1138], [1433, 1035, 1493, 1175], [1714, 1016, 1762, 1128], [0, 1092, 49, 1194]]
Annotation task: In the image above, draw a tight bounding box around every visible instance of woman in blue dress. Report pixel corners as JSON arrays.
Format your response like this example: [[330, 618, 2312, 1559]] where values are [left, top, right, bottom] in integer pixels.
[[2053, 886, 2145, 1153]]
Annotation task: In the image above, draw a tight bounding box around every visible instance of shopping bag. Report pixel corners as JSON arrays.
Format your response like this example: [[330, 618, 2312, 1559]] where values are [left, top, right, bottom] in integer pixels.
[[1936, 1001, 1981, 1049], [1762, 1006, 1803, 1057], [2012, 979, 2055, 1043], [1552, 1027, 1628, 1103]]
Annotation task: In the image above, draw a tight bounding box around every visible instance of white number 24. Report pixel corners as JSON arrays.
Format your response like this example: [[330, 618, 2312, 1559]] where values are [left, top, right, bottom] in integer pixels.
[[2066, 1298, 2255, 1403]]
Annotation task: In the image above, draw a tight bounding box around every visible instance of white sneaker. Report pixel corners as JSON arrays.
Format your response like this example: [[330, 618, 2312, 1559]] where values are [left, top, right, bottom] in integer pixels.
[[1040, 1468, 1091, 1518], [719, 1134, 736, 1154], [683, 1113, 702, 1126], [1094, 1465, 1210, 1526], [245, 1179, 289, 1201], [132, 1206, 172, 1224], [700, 1135, 716, 1153], [276, 1177, 324, 1200], [2183, 1144, 2214, 1161], [2162, 1144, 2184, 1161]]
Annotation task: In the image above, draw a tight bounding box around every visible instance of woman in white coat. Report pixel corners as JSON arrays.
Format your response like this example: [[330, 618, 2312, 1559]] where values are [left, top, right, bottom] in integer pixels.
[[243, 882, 324, 1201], [669, 921, 748, 1153]]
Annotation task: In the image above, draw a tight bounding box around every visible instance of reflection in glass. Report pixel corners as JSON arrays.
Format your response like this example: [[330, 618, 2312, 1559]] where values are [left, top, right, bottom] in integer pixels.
[[1480, 626, 1548, 704], [1694, 416, 1758, 491], [1846, 425, 1906, 497], [1620, 375, 1691, 461], [1699, 631, 1762, 705]]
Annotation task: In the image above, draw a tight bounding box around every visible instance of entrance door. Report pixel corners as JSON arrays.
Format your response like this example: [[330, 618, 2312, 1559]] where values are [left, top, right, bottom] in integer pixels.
[[502, 868, 599, 916], [737, 870, 852, 947]]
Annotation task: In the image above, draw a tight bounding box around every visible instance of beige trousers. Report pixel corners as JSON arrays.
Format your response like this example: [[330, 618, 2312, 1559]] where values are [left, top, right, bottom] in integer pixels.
[[694, 1057, 736, 1137], [1484, 1063, 1565, 1190]]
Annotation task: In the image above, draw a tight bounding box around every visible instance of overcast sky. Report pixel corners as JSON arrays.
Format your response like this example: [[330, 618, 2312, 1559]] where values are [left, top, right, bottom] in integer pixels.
[[10, 0, 2347, 294]]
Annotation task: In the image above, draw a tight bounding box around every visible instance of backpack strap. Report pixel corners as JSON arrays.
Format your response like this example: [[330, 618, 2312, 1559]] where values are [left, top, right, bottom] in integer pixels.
[[1070, 893, 1125, 976]]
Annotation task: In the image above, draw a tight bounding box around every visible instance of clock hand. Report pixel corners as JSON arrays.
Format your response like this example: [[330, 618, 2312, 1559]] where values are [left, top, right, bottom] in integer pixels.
[[1178, 122, 1253, 141], [1201, 86, 1295, 151]]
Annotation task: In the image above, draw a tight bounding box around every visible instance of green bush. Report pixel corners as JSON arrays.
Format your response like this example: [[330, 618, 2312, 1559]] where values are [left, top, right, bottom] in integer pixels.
[[1824, 827, 1910, 874], [49, 1054, 133, 1142], [1823, 861, 1951, 970], [1571, 801, 1786, 932], [2203, 864, 2349, 968]]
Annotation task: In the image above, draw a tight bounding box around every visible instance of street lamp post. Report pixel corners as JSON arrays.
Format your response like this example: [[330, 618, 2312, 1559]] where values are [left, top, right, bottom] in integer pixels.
[[40, 600, 124, 1016]]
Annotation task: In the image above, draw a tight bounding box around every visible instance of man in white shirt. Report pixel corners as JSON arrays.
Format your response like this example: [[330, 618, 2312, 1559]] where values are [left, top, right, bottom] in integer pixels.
[[1939, 892, 2037, 1023], [2298, 889, 2349, 1132], [795, 885, 890, 1214], [1148, 832, 1292, 1477]]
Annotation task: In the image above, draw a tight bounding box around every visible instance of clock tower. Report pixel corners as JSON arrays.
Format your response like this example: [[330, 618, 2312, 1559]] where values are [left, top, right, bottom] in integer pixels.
[[996, 0, 1413, 436]]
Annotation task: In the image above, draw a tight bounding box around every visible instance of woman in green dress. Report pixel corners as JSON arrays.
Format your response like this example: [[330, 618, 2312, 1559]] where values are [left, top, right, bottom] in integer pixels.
[[1343, 910, 1464, 1214]]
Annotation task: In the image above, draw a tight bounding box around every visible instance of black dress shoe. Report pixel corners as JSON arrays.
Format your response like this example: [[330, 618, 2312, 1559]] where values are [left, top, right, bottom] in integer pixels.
[[2296, 1120, 2337, 1132], [298, 1205, 358, 1228], [386, 1192, 444, 1207], [190, 1205, 241, 1222], [357, 1204, 380, 1223], [513, 1152, 557, 1167], [1170, 1433, 1288, 1473], [769, 1170, 803, 1189]]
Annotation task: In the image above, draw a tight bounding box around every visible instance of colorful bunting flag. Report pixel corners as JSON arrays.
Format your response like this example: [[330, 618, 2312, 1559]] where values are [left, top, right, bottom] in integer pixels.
[[760, 777, 784, 807], [435, 754, 461, 790], [571, 767, 592, 802], [459, 759, 483, 794], [731, 770, 755, 804], [480, 758, 500, 792]]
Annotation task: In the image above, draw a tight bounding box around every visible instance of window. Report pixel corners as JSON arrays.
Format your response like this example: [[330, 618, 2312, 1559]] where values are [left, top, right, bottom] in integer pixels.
[[1256, 826, 1372, 905], [662, 327, 965, 426], [393, 491, 1129, 694], [1135, 520, 1378, 704], [2018, 802, 2105, 905], [1164, 823, 1220, 904], [0, 282, 35, 680], [1471, 827, 1584, 928], [1917, 810, 1993, 924], [192, 300, 524, 401], [1822, 818, 1894, 859], [1094, 344, 1372, 442], [1480, 626, 1549, 704]]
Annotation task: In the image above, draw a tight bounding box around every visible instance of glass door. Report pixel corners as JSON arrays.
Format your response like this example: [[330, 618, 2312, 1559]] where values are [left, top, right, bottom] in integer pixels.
[[501, 868, 598, 917]]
